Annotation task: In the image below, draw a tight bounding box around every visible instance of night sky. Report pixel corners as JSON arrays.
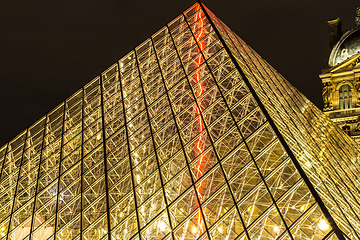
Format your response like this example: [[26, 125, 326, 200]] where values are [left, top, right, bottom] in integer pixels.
[[1, 0, 359, 146]]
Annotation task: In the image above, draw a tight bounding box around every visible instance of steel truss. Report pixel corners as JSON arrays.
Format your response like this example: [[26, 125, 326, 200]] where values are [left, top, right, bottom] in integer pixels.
[[0, 2, 359, 240]]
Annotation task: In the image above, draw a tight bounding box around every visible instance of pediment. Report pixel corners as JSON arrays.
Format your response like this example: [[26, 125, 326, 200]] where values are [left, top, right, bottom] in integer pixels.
[[327, 52, 360, 74]]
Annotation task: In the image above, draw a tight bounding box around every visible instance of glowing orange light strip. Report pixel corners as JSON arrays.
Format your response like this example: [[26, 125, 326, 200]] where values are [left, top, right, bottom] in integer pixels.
[[193, 8, 206, 235]]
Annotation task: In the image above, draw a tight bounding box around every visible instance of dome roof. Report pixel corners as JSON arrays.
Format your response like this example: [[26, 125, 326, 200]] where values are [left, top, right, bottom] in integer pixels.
[[329, 28, 360, 67]]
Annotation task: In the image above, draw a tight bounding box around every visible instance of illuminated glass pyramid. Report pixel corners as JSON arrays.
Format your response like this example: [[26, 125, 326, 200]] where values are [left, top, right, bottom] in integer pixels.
[[1, 2, 360, 240]]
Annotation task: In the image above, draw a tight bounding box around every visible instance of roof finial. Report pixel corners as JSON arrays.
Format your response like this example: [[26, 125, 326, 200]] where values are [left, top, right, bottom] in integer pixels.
[[328, 18, 342, 50]]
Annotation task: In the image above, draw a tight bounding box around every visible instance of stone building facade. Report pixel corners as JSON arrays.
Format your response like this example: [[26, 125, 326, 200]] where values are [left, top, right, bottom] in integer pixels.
[[320, 7, 360, 142]]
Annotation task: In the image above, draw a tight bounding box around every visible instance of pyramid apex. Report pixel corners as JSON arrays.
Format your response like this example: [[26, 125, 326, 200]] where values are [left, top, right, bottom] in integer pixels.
[[0, 3, 359, 240]]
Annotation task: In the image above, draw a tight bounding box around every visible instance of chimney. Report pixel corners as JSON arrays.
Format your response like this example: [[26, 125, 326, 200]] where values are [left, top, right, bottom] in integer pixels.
[[356, 7, 360, 27], [328, 18, 342, 50]]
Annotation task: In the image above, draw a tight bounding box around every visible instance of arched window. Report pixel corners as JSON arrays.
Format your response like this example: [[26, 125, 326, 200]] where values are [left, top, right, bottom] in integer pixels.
[[339, 84, 352, 110]]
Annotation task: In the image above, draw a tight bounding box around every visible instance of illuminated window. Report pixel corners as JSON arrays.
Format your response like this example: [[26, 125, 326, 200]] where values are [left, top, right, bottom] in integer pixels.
[[339, 84, 352, 110]]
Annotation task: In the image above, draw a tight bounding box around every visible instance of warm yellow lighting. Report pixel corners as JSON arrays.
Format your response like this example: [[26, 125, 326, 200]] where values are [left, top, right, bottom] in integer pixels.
[[124, 229, 128, 234], [133, 156, 138, 165], [119, 212, 124, 218], [0, 227, 4, 231], [218, 226, 223, 233], [191, 226, 197, 234], [319, 219, 329, 231], [222, 206, 229, 213], [139, 206, 145, 213], [158, 220, 167, 231], [96, 134, 101, 140], [247, 206, 254, 213], [300, 203, 310, 211], [274, 226, 280, 233]]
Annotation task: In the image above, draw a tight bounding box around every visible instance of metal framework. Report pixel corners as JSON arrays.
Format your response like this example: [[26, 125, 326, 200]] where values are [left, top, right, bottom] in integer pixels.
[[0, 2, 360, 240]]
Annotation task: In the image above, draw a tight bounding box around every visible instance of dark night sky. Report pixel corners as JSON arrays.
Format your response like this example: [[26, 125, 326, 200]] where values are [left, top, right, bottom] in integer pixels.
[[0, 0, 359, 146]]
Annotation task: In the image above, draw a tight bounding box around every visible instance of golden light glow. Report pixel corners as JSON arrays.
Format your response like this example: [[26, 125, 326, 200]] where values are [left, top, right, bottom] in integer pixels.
[[158, 220, 167, 231], [319, 219, 329, 231], [300, 203, 310, 211], [96, 134, 101, 140], [247, 206, 254, 214], [0, 2, 357, 240]]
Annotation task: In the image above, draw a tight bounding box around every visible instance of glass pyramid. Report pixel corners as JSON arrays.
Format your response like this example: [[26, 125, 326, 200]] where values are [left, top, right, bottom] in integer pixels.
[[0, 2, 359, 240]]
